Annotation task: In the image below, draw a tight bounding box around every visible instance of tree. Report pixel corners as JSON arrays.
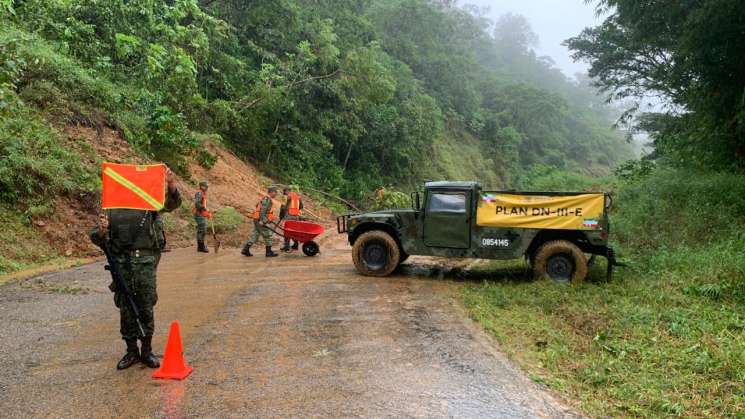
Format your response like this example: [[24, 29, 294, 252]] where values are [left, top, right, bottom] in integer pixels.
[[493, 13, 538, 52], [565, 0, 745, 169]]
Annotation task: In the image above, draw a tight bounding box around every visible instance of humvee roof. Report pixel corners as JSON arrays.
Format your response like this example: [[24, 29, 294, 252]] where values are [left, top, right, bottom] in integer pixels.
[[424, 181, 479, 189]]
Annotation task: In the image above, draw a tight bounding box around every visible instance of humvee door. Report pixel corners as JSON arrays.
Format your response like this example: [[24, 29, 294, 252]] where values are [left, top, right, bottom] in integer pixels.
[[423, 190, 471, 248]]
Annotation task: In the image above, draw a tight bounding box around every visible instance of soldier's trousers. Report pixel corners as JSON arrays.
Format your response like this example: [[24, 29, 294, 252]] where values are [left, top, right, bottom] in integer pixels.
[[283, 215, 300, 248], [195, 216, 207, 243], [113, 254, 158, 340], [243, 220, 273, 247]]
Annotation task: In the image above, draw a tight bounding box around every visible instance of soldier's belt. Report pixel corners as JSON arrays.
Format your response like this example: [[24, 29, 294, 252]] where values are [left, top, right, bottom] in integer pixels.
[[124, 248, 157, 258]]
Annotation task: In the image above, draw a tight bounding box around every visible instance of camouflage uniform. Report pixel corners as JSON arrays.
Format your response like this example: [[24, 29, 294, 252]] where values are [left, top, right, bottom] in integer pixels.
[[194, 190, 208, 248], [280, 191, 303, 251], [90, 186, 181, 368], [243, 196, 274, 247]]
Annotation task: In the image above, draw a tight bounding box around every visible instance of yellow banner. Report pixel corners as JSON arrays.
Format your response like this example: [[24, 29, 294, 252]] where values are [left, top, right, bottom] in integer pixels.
[[476, 193, 605, 230]]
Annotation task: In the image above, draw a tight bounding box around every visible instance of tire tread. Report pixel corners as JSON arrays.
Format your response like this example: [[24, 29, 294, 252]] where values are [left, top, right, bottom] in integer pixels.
[[532, 240, 588, 284], [352, 231, 401, 277]]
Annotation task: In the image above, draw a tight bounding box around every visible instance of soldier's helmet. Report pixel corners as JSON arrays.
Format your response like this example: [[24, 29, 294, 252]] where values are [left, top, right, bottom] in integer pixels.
[[199, 180, 209, 189], [267, 186, 278, 194]]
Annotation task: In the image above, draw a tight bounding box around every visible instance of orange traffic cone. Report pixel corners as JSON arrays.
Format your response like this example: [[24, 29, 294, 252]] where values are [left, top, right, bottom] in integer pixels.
[[152, 320, 193, 380]]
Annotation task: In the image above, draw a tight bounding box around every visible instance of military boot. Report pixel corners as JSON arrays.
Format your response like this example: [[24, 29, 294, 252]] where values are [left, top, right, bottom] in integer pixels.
[[291, 241, 299, 251], [117, 338, 140, 370], [241, 244, 253, 257], [280, 240, 291, 252], [265, 246, 279, 257], [139, 336, 160, 369], [197, 241, 209, 253]]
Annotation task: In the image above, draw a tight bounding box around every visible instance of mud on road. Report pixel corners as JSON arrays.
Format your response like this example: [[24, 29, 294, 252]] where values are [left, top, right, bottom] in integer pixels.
[[0, 235, 577, 418]]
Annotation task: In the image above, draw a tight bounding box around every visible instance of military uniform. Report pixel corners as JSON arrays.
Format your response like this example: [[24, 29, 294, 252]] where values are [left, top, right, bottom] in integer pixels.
[[242, 192, 278, 257], [280, 190, 303, 251], [90, 186, 181, 369], [193, 182, 211, 253]]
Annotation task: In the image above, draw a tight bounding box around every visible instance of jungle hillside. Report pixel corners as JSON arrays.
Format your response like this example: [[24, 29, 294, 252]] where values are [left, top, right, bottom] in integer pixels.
[[3, 0, 745, 416], [0, 0, 631, 211]]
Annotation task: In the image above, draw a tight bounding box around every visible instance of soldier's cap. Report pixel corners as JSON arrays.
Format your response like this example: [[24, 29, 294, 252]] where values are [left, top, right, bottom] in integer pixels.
[[267, 186, 278, 193], [199, 180, 209, 188]]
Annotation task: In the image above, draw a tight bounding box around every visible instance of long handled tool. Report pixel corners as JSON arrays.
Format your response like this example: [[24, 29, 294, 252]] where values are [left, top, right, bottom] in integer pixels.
[[210, 219, 221, 253]]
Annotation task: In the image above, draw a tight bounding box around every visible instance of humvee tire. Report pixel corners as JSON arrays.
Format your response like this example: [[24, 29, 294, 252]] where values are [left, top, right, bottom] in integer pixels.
[[533, 240, 588, 284], [352, 230, 401, 277]]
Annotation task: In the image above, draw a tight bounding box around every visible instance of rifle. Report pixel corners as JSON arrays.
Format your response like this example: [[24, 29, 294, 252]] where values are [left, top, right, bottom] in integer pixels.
[[102, 241, 146, 338]]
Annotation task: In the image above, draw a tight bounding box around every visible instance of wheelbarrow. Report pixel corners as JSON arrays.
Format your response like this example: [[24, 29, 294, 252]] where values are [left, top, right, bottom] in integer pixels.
[[266, 220, 325, 256]]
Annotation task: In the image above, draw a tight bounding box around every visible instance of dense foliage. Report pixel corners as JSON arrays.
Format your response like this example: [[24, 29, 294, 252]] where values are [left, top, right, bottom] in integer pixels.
[[0, 0, 630, 208], [1, 1, 743, 415], [462, 166, 745, 417], [567, 0, 745, 169], [461, 2, 745, 414]]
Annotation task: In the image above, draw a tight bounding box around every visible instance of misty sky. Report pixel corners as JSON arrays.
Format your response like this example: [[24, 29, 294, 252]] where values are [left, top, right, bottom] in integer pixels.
[[463, 0, 603, 77]]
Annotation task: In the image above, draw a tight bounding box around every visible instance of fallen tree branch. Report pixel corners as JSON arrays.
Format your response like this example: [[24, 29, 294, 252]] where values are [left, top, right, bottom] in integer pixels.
[[300, 207, 325, 222], [277, 184, 361, 212], [238, 96, 264, 111], [288, 68, 343, 88], [238, 69, 343, 111]]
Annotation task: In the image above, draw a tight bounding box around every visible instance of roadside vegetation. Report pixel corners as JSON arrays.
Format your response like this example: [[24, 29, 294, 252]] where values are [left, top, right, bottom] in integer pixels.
[[1, 0, 742, 415], [0, 0, 632, 275], [462, 167, 745, 417], [0, 0, 633, 198], [462, 1, 745, 416]]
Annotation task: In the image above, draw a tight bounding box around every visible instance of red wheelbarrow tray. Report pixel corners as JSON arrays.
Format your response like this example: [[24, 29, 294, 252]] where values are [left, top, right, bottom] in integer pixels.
[[282, 220, 325, 243]]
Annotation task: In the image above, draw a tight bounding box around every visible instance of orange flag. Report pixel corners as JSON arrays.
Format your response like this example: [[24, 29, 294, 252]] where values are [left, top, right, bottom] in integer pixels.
[[101, 162, 166, 211]]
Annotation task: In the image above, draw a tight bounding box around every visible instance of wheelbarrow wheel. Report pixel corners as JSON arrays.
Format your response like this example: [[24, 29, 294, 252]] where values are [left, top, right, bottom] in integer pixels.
[[302, 241, 320, 257]]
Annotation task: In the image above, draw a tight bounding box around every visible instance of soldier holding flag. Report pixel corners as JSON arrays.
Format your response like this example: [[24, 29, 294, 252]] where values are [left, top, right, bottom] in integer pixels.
[[90, 164, 182, 370]]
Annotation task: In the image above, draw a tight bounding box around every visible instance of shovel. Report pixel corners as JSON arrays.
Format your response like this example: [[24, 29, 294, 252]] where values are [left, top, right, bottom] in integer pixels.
[[210, 219, 221, 253]]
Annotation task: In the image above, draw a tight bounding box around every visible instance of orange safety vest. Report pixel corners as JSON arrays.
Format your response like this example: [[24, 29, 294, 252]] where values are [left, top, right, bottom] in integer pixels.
[[252, 196, 274, 222], [193, 192, 210, 217], [287, 192, 301, 216]]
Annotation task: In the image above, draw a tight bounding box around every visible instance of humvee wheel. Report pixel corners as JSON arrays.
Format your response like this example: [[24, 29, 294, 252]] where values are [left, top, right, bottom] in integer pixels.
[[533, 240, 588, 284], [352, 231, 401, 277]]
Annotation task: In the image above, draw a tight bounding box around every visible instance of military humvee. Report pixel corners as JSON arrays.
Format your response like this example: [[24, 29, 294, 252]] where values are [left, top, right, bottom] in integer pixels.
[[337, 181, 620, 283]]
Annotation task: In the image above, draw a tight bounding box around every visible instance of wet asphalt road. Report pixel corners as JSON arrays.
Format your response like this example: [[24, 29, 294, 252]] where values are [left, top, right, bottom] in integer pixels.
[[0, 235, 577, 418]]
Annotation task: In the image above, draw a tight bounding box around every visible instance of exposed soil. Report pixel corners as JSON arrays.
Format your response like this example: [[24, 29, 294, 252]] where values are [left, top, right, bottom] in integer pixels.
[[23, 125, 335, 263]]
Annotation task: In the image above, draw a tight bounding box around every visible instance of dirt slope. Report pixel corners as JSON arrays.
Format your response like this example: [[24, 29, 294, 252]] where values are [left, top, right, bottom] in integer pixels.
[[10, 124, 334, 277]]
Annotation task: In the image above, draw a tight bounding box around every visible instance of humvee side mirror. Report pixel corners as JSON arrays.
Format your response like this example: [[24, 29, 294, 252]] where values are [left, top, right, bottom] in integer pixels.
[[411, 191, 421, 211]]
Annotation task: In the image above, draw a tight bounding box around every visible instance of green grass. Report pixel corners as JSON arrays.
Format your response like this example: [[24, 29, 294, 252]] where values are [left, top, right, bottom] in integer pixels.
[[0, 88, 98, 205], [0, 207, 62, 275], [461, 167, 745, 417], [462, 249, 745, 417], [213, 207, 244, 234], [426, 125, 504, 188]]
